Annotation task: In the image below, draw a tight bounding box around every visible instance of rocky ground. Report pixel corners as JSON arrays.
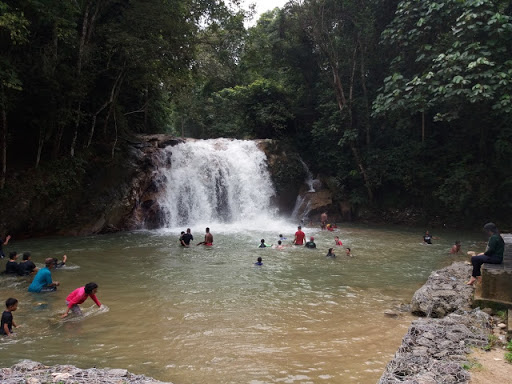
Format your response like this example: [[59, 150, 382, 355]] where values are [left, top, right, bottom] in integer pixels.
[[379, 261, 510, 384], [0, 360, 171, 384]]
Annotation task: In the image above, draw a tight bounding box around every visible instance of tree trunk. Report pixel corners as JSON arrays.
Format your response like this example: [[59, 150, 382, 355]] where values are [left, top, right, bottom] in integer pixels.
[[0, 105, 6, 190], [36, 125, 44, 168], [421, 110, 425, 143], [359, 36, 370, 145], [86, 71, 123, 148], [111, 108, 118, 159], [70, 102, 81, 157]]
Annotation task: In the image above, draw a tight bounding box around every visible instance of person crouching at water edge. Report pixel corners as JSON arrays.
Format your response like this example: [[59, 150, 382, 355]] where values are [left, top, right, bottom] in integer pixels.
[[61, 282, 102, 318], [28, 258, 60, 293], [467, 222, 504, 286]]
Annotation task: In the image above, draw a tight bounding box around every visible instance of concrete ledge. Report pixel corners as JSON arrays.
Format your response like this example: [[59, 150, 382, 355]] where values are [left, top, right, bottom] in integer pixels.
[[476, 233, 512, 304]]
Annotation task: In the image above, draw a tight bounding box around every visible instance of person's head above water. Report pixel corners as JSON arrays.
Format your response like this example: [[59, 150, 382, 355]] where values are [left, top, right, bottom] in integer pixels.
[[310, 237, 314, 241], [187, 228, 191, 233], [8, 251, 17, 260], [206, 227, 210, 233], [260, 239, 265, 243], [23, 252, 31, 261], [278, 240, 282, 245], [298, 226, 301, 230], [328, 248, 333, 253], [483, 222, 499, 235], [257, 257, 262, 263]]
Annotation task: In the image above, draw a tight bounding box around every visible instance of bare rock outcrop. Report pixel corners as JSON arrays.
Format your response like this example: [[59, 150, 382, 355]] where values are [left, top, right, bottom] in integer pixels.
[[0, 360, 171, 384], [411, 262, 473, 317]]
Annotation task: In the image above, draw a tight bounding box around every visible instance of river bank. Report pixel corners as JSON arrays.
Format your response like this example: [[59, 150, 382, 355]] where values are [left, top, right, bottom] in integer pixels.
[[379, 261, 510, 383], [0, 360, 170, 384]]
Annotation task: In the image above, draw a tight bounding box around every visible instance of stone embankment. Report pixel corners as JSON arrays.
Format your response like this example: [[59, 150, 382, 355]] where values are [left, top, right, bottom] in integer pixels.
[[379, 262, 494, 384], [0, 360, 171, 384]]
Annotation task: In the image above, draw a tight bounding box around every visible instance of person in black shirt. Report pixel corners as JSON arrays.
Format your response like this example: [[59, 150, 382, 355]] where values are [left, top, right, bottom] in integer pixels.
[[52, 254, 67, 269], [5, 252, 19, 274], [17, 252, 38, 276], [181, 228, 194, 247], [1, 298, 18, 337], [305, 237, 316, 249]]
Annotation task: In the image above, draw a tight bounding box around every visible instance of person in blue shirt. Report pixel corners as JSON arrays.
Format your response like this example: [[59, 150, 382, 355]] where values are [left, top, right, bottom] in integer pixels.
[[254, 257, 263, 266], [28, 258, 60, 293]]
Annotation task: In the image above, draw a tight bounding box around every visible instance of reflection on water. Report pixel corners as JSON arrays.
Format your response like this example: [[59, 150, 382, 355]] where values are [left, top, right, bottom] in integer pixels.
[[0, 223, 483, 383]]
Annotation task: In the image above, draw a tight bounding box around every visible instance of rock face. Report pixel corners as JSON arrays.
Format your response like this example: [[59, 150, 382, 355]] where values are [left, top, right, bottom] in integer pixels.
[[0, 360, 171, 384], [379, 261, 493, 384], [411, 262, 474, 317], [379, 310, 491, 384]]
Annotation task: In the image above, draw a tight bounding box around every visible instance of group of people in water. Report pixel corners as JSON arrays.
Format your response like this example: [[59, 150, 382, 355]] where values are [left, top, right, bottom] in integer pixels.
[[1, 238, 103, 337], [2, 220, 506, 337], [254, 224, 353, 266]]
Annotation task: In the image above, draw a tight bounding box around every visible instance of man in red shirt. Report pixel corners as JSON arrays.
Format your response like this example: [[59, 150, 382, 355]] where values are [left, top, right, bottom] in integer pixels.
[[294, 226, 306, 245]]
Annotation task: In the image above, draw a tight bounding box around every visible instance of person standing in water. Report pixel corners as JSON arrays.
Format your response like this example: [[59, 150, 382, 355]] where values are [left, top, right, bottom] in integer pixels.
[[320, 212, 327, 230], [305, 237, 316, 248], [293, 226, 306, 245], [61, 282, 102, 318], [28, 258, 60, 292], [197, 227, 213, 246], [1, 298, 18, 337], [449, 241, 462, 254], [181, 228, 194, 247]]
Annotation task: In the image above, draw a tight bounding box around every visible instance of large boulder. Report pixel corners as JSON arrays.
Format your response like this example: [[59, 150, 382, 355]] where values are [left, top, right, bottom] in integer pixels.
[[411, 262, 473, 317]]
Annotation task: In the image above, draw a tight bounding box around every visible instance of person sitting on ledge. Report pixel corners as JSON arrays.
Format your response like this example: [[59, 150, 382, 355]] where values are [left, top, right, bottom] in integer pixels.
[[467, 222, 504, 286]]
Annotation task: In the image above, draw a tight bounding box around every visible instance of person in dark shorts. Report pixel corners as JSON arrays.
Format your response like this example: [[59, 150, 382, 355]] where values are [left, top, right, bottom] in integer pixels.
[[28, 258, 60, 292], [18, 252, 38, 276], [1, 298, 18, 337], [5, 251, 19, 274], [467, 223, 505, 286]]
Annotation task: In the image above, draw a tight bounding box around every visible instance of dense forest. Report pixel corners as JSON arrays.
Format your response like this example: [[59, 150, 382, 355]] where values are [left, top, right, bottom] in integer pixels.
[[1, 0, 511, 229]]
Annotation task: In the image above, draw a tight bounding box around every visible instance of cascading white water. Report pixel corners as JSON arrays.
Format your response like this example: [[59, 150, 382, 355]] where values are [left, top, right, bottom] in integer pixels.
[[158, 139, 277, 228]]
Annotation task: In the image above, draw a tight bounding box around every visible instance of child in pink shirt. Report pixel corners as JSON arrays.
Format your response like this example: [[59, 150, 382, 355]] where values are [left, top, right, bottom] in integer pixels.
[[61, 282, 101, 318]]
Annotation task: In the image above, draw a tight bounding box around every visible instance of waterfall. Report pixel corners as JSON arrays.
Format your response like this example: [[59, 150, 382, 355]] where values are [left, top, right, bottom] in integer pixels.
[[299, 158, 316, 193], [157, 139, 276, 228]]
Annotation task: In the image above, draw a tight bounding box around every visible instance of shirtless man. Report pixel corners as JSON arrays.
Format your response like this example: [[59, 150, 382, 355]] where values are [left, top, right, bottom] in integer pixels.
[[197, 227, 213, 246]]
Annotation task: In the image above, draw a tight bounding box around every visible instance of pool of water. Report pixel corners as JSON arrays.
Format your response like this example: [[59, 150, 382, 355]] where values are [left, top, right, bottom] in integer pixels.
[[0, 222, 484, 383]]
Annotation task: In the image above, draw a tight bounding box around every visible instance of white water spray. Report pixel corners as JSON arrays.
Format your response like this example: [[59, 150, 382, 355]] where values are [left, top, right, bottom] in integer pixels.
[[158, 139, 278, 229]]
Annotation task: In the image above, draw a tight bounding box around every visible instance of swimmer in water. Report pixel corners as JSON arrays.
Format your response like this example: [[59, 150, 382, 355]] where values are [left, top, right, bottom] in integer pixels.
[[346, 247, 353, 257], [274, 240, 284, 250], [197, 227, 213, 246], [335, 236, 343, 246], [305, 237, 316, 249], [449, 240, 462, 254], [326, 248, 336, 258], [255, 257, 263, 266], [259, 239, 271, 248]]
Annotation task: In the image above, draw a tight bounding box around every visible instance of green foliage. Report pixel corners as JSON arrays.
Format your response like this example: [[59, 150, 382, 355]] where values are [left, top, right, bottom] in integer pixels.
[[462, 357, 483, 371], [505, 340, 512, 363]]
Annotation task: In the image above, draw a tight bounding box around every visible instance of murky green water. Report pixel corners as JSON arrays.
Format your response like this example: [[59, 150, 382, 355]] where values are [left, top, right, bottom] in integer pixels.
[[0, 223, 484, 383]]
